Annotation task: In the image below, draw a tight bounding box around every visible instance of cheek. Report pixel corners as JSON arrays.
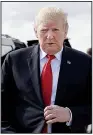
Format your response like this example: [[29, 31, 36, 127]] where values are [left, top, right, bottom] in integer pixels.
[[58, 32, 66, 41], [38, 35, 46, 47], [39, 34, 46, 42], [55, 34, 62, 42], [55, 34, 65, 46]]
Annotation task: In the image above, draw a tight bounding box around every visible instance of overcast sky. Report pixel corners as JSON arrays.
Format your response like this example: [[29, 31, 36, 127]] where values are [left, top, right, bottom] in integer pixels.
[[2, 1, 91, 53]]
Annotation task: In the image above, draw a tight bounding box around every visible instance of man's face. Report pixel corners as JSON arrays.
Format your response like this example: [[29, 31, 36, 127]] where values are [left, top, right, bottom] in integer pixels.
[[35, 19, 67, 54]]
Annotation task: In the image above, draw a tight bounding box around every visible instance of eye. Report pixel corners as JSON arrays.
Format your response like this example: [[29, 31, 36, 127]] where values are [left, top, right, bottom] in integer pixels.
[[52, 28, 59, 32], [41, 29, 48, 32]]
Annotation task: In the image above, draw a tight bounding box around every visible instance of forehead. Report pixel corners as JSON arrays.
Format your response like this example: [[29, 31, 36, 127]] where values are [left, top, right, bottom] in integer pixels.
[[38, 20, 63, 29]]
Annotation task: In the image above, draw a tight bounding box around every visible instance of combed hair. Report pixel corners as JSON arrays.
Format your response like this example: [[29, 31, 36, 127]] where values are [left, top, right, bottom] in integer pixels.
[[34, 7, 68, 30]]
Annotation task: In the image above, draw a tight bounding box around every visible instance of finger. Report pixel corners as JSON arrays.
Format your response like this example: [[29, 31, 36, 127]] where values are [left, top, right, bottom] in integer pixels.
[[44, 110, 52, 117], [46, 118, 57, 124], [44, 105, 53, 112], [45, 114, 55, 121]]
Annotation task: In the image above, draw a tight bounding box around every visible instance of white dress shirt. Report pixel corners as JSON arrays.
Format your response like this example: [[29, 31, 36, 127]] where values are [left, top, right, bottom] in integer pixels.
[[40, 47, 72, 133]]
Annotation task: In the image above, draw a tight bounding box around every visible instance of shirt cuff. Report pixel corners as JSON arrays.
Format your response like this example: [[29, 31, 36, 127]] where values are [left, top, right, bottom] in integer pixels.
[[65, 107, 72, 126]]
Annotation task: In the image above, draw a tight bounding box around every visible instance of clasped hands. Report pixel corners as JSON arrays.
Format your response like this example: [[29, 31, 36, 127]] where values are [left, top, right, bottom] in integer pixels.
[[44, 105, 70, 124]]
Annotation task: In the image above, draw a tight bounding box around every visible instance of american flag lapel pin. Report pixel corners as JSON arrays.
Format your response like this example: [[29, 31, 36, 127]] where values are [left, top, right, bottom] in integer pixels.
[[67, 60, 71, 64]]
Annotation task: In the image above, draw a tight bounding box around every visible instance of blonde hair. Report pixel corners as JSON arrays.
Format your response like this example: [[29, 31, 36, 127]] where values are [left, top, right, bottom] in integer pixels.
[[34, 6, 68, 31]]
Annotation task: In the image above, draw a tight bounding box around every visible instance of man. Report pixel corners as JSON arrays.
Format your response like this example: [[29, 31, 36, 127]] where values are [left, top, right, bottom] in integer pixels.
[[1, 7, 91, 133]]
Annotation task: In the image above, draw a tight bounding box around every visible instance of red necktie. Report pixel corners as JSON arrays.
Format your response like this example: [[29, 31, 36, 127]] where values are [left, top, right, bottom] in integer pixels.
[[41, 54, 55, 133]]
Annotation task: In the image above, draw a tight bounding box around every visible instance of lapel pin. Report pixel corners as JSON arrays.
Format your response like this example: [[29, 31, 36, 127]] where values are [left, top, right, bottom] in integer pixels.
[[67, 60, 71, 64]]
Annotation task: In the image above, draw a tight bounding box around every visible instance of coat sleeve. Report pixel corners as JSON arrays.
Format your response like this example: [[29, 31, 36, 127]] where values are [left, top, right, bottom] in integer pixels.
[[1, 53, 16, 133], [69, 56, 92, 132]]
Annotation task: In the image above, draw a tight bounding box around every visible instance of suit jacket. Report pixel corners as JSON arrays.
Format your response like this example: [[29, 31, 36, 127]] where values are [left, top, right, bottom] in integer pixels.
[[1, 44, 92, 133]]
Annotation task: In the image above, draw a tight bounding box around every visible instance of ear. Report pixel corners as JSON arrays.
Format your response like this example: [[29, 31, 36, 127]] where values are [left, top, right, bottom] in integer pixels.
[[64, 31, 67, 39], [34, 26, 38, 38], [64, 23, 68, 39], [63, 30, 67, 40]]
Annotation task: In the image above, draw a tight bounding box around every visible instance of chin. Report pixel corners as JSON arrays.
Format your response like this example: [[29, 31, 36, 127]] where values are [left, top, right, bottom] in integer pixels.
[[45, 48, 59, 55]]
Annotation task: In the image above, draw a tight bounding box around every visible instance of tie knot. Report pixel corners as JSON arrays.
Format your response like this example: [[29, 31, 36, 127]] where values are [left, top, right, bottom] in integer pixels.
[[46, 54, 55, 60]]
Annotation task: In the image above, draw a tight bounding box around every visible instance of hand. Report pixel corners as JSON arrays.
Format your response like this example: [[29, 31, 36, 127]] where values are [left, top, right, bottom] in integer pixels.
[[44, 105, 70, 124]]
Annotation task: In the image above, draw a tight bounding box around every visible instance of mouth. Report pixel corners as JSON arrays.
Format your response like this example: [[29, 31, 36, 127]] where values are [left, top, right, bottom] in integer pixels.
[[47, 43, 55, 45]]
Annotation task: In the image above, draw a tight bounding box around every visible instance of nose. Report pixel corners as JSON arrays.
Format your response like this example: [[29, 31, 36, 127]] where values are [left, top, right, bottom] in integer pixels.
[[46, 30, 54, 39]]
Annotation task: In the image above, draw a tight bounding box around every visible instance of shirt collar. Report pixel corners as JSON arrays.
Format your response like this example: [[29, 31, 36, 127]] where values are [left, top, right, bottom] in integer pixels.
[[40, 46, 63, 61]]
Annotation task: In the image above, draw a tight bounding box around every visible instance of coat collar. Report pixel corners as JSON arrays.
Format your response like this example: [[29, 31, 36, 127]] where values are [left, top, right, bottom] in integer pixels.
[[27, 44, 44, 108]]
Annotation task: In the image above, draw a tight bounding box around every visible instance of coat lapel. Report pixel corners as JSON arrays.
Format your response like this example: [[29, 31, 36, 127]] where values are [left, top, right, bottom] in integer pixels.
[[55, 46, 72, 104], [27, 45, 44, 107]]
